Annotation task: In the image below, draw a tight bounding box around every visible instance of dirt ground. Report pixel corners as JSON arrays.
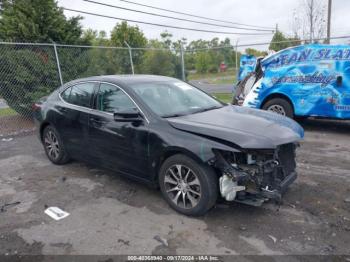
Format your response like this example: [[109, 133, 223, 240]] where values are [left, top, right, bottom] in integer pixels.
[[0, 119, 350, 260], [0, 115, 34, 137]]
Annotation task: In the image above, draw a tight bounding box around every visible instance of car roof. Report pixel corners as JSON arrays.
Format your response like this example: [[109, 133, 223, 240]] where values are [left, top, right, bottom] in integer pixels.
[[65, 74, 178, 87]]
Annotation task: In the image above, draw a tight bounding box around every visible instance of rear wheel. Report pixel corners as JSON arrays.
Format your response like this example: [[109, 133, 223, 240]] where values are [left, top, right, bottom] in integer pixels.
[[42, 125, 70, 165], [159, 154, 218, 216], [262, 98, 294, 118]]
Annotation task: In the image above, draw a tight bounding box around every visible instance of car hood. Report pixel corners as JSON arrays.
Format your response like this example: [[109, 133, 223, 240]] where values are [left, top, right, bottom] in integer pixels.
[[167, 105, 304, 149]]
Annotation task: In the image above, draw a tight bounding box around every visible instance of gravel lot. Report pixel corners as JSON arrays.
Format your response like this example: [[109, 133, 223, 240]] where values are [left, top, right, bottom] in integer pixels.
[[0, 119, 350, 259]]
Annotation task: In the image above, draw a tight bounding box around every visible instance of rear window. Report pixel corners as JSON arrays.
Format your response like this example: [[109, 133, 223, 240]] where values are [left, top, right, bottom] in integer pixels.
[[61, 83, 95, 108]]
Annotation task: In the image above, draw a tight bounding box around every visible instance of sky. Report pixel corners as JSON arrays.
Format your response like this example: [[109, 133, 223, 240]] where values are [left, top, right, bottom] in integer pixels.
[[58, 0, 350, 51]]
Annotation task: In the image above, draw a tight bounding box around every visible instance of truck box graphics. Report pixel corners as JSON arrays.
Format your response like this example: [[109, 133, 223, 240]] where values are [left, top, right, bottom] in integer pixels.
[[239, 55, 257, 81], [243, 44, 350, 119]]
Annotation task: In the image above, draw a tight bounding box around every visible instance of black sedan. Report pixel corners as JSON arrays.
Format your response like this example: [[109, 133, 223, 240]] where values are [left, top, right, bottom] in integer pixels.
[[33, 75, 304, 216]]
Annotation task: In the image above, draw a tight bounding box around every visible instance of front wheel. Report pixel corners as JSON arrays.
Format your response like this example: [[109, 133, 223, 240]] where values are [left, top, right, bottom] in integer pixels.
[[159, 154, 218, 216], [262, 98, 294, 118]]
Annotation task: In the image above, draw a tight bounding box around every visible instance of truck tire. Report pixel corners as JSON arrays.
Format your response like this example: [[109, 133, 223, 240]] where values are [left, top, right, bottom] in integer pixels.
[[262, 98, 294, 118]]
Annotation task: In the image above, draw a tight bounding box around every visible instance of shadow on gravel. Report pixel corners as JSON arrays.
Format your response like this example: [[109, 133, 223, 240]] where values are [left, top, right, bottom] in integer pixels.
[[297, 118, 350, 134]]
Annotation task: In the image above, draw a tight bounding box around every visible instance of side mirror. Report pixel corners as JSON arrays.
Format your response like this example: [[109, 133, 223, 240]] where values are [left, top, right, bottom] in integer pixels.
[[113, 108, 143, 122], [336, 76, 343, 86]]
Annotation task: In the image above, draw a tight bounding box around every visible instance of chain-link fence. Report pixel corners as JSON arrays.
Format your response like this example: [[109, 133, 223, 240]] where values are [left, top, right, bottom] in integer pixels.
[[0, 42, 185, 137], [1, 36, 350, 137]]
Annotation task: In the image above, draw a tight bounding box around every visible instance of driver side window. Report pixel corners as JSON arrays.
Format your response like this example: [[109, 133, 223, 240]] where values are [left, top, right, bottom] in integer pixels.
[[96, 83, 135, 113]]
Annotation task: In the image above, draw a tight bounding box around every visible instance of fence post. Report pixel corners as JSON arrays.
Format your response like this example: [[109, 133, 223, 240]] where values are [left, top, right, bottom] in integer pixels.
[[180, 43, 186, 81], [53, 43, 63, 86], [124, 41, 134, 75], [235, 39, 239, 81]]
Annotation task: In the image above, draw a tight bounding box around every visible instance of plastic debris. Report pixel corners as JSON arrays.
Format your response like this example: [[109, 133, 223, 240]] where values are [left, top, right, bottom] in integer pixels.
[[118, 239, 130, 246], [219, 174, 245, 201], [0, 201, 21, 212], [239, 226, 247, 231], [44, 207, 70, 221], [268, 235, 277, 243], [153, 235, 168, 247], [1, 138, 13, 142]]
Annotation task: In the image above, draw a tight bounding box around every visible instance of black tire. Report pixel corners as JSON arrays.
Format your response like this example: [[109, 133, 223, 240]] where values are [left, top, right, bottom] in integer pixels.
[[159, 154, 218, 216], [262, 98, 294, 118], [42, 125, 70, 165]]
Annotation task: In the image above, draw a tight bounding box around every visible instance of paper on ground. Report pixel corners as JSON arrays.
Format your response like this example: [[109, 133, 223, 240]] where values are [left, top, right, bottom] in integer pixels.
[[44, 207, 70, 221]]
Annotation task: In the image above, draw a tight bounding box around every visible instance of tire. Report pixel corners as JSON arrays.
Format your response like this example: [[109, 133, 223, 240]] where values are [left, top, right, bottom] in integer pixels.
[[42, 125, 70, 165], [262, 98, 294, 118], [159, 154, 218, 216]]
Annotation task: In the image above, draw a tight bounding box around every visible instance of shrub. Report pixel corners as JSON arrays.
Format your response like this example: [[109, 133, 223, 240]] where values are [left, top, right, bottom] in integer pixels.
[[0, 46, 60, 116]]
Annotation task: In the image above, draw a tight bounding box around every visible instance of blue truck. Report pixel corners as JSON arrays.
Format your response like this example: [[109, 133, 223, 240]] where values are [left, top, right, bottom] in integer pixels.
[[234, 44, 350, 119]]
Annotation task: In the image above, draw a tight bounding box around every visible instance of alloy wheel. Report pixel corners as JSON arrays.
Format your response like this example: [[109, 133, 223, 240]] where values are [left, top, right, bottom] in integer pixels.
[[164, 164, 201, 209], [44, 130, 60, 160]]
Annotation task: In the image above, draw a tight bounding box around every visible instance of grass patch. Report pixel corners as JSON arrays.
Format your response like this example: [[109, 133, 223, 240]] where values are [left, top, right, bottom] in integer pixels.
[[208, 77, 235, 85], [188, 68, 236, 85], [212, 93, 232, 103], [0, 107, 18, 117]]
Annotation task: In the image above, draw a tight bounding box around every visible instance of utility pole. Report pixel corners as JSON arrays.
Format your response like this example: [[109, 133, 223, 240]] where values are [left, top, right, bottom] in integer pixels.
[[326, 0, 332, 44], [235, 39, 239, 81], [180, 42, 186, 81], [309, 0, 314, 43]]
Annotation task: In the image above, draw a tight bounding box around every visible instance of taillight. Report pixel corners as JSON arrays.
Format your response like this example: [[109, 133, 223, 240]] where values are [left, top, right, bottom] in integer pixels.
[[32, 103, 41, 112]]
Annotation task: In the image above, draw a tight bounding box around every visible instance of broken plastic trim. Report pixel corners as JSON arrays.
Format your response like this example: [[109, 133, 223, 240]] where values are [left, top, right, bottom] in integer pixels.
[[212, 149, 248, 182]]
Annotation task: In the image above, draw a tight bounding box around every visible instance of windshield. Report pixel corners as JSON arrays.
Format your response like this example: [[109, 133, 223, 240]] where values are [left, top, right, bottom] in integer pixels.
[[129, 81, 223, 117]]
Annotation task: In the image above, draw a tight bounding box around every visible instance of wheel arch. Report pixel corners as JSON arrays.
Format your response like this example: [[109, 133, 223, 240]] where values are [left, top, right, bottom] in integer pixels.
[[261, 92, 295, 112], [152, 147, 208, 183], [39, 122, 52, 141]]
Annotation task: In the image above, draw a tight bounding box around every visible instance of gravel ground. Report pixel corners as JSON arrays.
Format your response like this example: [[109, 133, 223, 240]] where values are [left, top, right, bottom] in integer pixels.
[[0, 115, 34, 137], [0, 119, 350, 260]]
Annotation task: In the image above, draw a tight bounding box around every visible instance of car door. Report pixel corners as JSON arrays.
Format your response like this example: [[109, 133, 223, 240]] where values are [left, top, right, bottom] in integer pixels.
[[55, 82, 97, 160], [88, 82, 150, 179]]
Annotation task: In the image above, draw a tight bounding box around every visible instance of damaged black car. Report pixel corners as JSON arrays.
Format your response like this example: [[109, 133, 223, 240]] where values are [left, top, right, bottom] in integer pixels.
[[33, 75, 304, 216]]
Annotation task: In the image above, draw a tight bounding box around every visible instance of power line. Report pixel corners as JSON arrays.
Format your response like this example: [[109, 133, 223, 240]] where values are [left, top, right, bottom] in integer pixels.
[[118, 0, 274, 30], [63, 8, 274, 35], [188, 34, 350, 51], [83, 0, 273, 32]]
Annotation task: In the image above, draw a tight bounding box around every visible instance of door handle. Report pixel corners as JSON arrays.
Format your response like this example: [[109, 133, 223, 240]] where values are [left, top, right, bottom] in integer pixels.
[[57, 106, 68, 113], [90, 117, 102, 122], [89, 117, 105, 126]]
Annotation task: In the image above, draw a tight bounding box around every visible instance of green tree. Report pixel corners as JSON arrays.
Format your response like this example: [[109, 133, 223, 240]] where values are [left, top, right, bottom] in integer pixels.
[[141, 39, 175, 77], [0, 0, 84, 44], [84, 30, 125, 76], [110, 21, 147, 74], [245, 48, 268, 57], [0, 47, 60, 115], [195, 52, 212, 73], [0, 0, 87, 115], [269, 31, 300, 52]]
